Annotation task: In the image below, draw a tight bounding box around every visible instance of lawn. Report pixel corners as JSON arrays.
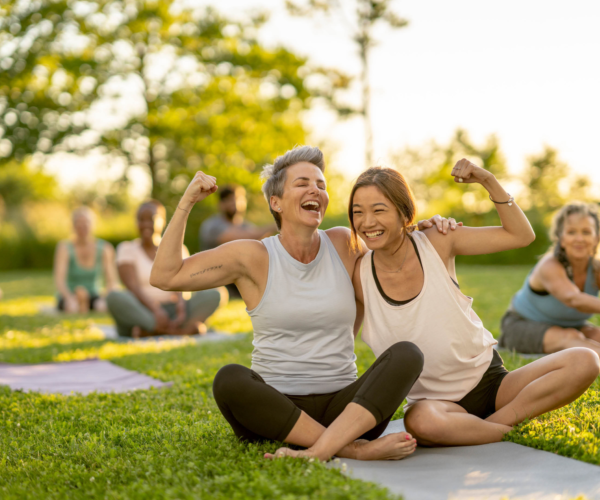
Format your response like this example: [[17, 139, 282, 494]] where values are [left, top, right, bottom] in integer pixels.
[[0, 267, 598, 499]]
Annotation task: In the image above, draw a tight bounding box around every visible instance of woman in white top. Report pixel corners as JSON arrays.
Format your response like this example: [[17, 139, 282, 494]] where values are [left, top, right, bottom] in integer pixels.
[[350, 160, 600, 446], [150, 146, 454, 462], [106, 200, 225, 337]]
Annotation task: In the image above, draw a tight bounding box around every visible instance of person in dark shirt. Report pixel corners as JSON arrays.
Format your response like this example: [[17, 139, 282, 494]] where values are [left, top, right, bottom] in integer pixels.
[[200, 185, 275, 298]]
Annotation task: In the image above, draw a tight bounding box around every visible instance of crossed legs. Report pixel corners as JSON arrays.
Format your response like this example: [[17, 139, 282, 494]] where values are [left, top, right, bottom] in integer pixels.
[[213, 341, 424, 461], [405, 348, 599, 446]]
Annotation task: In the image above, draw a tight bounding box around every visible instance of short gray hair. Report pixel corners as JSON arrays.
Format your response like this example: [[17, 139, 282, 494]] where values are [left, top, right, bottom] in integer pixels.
[[260, 145, 325, 229]]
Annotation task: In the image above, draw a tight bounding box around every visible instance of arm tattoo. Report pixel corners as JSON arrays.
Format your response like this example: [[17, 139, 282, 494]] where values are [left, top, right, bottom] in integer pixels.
[[190, 265, 223, 278]]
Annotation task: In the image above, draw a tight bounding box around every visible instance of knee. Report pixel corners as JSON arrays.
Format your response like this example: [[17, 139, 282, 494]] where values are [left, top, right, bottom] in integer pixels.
[[566, 348, 600, 385], [388, 341, 424, 375], [212, 364, 249, 403], [105, 291, 121, 312], [405, 408, 444, 442], [563, 328, 587, 342]]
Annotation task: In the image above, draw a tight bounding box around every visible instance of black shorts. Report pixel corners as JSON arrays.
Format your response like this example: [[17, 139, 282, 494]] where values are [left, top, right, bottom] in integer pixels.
[[455, 350, 509, 419], [57, 295, 101, 311]]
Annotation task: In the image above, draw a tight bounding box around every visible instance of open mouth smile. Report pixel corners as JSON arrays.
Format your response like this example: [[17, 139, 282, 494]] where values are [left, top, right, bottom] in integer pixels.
[[364, 230, 384, 240], [301, 200, 321, 214]]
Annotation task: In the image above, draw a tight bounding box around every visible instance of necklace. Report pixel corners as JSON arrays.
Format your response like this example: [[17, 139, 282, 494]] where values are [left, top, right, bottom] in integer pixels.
[[375, 238, 410, 273]]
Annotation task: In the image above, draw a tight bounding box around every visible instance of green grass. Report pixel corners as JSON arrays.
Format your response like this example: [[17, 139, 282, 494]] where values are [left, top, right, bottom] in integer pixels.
[[0, 267, 598, 499]]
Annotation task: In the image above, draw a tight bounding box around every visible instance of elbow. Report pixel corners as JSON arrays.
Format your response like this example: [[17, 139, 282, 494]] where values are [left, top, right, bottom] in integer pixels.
[[515, 229, 536, 249], [564, 294, 586, 312], [149, 270, 170, 291], [524, 229, 536, 246]]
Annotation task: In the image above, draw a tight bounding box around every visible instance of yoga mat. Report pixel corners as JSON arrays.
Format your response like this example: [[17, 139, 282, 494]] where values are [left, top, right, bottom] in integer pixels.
[[329, 420, 600, 500], [94, 324, 247, 343], [0, 359, 172, 395]]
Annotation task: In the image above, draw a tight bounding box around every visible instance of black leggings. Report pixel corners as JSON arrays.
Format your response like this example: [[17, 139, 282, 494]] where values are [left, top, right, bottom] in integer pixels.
[[212, 341, 424, 443]]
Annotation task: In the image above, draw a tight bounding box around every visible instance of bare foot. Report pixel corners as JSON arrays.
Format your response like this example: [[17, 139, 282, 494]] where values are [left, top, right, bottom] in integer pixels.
[[349, 432, 417, 461], [263, 432, 417, 462], [132, 326, 142, 339], [264, 448, 315, 460], [75, 286, 90, 314]]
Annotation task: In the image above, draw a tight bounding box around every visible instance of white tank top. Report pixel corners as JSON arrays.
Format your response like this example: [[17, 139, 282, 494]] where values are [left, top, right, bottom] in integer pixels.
[[248, 230, 358, 395], [361, 231, 496, 406]]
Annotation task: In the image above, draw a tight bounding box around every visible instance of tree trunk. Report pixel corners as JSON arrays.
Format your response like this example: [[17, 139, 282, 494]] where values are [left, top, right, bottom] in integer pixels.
[[359, 38, 373, 168], [148, 146, 158, 199]]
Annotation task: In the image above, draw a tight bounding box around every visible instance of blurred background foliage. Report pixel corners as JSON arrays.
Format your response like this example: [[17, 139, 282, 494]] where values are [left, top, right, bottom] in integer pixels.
[[392, 130, 597, 265], [0, 0, 597, 270]]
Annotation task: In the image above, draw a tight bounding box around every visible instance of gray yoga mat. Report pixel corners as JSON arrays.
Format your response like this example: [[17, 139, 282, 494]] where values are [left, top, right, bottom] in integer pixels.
[[329, 419, 600, 500], [0, 359, 172, 395], [95, 324, 246, 344]]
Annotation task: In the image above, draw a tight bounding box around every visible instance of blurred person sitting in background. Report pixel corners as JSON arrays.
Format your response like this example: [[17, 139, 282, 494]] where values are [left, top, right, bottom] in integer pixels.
[[499, 202, 600, 357], [54, 206, 118, 313], [107, 200, 226, 338], [200, 185, 275, 298]]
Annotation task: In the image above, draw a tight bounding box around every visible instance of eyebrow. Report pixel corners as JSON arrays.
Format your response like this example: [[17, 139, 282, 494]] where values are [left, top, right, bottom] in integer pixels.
[[294, 177, 326, 184], [352, 202, 388, 208]]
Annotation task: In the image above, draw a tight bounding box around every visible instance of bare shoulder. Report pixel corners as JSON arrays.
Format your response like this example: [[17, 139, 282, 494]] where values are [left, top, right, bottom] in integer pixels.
[[325, 226, 352, 244], [420, 226, 453, 259], [221, 239, 268, 263], [536, 254, 567, 279], [326, 226, 363, 256]]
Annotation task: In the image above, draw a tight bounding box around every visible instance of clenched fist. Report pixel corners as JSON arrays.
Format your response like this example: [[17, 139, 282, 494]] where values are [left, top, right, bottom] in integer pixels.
[[451, 158, 493, 185], [179, 171, 218, 211]]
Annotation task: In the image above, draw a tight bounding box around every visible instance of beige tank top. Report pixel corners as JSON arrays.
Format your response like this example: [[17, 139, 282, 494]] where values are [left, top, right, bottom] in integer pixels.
[[361, 230, 496, 407]]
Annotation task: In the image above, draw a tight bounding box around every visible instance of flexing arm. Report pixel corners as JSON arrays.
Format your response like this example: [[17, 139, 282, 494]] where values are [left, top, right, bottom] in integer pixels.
[[150, 172, 257, 292], [443, 159, 535, 257], [537, 259, 600, 314]]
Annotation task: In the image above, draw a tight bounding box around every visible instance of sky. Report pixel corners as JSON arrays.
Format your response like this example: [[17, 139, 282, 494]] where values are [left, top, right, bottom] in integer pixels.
[[47, 0, 600, 196]]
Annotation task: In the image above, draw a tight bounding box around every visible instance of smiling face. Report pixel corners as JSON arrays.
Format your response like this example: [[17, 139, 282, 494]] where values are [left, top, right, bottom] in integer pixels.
[[72, 212, 93, 240], [560, 214, 599, 261], [351, 185, 405, 251], [271, 162, 329, 231], [137, 204, 165, 244]]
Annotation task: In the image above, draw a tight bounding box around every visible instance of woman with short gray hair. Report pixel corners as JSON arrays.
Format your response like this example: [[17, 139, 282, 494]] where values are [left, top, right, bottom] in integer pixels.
[[150, 145, 455, 461]]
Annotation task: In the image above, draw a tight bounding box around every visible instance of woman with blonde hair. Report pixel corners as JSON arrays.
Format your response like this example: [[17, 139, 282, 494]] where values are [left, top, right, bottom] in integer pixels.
[[499, 202, 600, 356], [347, 161, 599, 447], [54, 206, 118, 313]]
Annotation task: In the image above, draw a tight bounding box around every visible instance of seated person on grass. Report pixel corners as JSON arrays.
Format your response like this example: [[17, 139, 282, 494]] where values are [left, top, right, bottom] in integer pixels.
[[200, 184, 276, 298], [499, 202, 600, 357], [106, 200, 225, 338], [54, 206, 118, 313], [342, 161, 599, 449], [150, 145, 456, 462]]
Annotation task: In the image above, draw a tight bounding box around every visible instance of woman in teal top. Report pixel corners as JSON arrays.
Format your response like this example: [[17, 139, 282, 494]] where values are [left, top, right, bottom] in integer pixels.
[[54, 207, 118, 313], [499, 202, 600, 356]]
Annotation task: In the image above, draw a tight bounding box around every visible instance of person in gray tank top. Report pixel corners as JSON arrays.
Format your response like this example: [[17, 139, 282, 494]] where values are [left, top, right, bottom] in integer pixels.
[[151, 145, 455, 462]]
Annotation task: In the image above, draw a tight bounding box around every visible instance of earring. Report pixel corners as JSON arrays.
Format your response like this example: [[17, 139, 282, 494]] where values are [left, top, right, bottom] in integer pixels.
[[278, 208, 281, 212]]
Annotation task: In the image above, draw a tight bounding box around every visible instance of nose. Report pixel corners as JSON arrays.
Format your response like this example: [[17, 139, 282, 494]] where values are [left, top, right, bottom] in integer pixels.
[[363, 211, 377, 228]]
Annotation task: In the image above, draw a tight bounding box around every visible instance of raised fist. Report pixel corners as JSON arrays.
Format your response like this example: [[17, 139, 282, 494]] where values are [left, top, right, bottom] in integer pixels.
[[451, 159, 493, 185], [180, 171, 218, 210]]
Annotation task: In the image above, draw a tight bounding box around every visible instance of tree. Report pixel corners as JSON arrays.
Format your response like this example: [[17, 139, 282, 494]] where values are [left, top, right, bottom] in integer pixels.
[[286, 0, 408, 167], [0, 0, 324, 209]]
